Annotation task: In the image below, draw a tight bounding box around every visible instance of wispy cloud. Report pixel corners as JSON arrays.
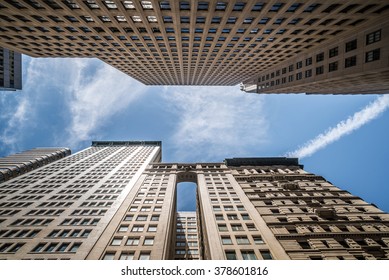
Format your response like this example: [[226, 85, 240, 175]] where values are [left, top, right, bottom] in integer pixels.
[[64, 59, 146, 148], [0, 57, 147, 153], [286, 95, 389, 159], [162, 86, 268, 161]]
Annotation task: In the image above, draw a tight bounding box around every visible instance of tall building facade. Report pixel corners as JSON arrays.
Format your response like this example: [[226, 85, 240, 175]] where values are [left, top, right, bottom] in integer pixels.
[[0, 1, 388, 93], [0, 48, 22, 91], [0, 147, 71, 183], [0, 141, 388, 260]]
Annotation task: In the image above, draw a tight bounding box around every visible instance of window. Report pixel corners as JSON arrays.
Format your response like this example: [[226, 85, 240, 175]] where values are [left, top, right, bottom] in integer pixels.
[[148, 225, 157, 232], [366, 30, 381, 45], [253, 236, 265, 244], [151, 215, 159, 221], [69, 243, 80, 252], [242, 250, 257, 260], [222, 236, 233, 245], [215, 214, 224, 220], [305, 69, 312, 78], [126, 237, 140, 245], [345, 39, 357, 52], [261, 251, 273, 260], [139, 252, 150, 260], [329, 61, 338, 72], [213, 206, 221, 212], [136, 215, 147, 221], [144, 238, 154, 245], [103, 252, 115, 260], [120, 252, 134, 260], [118, 226, 128, 232], [298, 241, 311, 249], [289, 64, 294, 72], [296, 61, 303, 69], [225, 251, 237, 260], [306, 57, 312, 66], [316, 52, 324, 62], [241, 214, 251, 220], [246, 224, 257, 231], [329, 47, 339, 58], [131, 225, 144, 232], [236, 236, 250, 245], [111, 238, 122, 246], [227, 214, 238, 220], [316, 66, 324, 75], [231, 224, 243, 231], [345, 56, 357, 68], [365, 49, 380, 62], [218, 224, 228, 232]]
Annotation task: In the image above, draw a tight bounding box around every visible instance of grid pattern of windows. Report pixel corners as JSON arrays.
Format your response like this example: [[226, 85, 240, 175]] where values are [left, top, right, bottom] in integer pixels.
[[236, 164, 389, 260], [0, 142, 160, 259], [0, 1, 388, 86]]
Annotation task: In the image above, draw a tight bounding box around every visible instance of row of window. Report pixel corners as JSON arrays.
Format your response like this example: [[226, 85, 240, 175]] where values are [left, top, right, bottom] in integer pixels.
[[225, 249, 272, 260], [117, 224, 158, 233], [110, 236, 155, 247], [218, 223, 257, 232], [31, 242, 81, 253], [103, 251, 150, 260], [221, 235, 265, 246]]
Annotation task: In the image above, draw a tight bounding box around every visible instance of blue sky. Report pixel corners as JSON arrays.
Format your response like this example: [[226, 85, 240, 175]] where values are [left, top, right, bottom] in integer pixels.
[[1, 55, 389, 212]]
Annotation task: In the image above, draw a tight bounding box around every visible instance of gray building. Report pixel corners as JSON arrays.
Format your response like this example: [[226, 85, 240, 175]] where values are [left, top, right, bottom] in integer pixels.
[[0, 48, 22, 91], [0, 141, 388, 260]]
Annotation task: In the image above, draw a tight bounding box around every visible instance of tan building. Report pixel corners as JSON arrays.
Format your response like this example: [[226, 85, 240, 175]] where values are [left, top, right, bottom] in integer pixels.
[[0, 141, 388, 260], [0, 1, 388, 93]]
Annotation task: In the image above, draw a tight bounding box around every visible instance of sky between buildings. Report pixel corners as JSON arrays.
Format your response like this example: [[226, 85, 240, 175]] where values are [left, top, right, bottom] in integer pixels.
[[1, 55, 389, 212]]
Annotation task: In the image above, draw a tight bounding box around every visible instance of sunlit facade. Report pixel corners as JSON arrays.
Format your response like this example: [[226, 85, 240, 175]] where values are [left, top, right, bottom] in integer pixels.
[[1, 141, 388, 260]]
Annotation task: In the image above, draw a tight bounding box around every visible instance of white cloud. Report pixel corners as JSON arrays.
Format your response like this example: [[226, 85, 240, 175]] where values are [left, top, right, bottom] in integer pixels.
[[65, 60, 146, 147], [286, 95, 389, 159], [0, 57, 147, 152], [162, 86, 269, 161]]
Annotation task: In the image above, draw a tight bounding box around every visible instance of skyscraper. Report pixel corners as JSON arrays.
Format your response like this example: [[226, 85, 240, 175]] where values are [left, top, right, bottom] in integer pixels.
[[0, 141, 388, 260], [0, 48, 22, 91], [0, 1, 388, 93]]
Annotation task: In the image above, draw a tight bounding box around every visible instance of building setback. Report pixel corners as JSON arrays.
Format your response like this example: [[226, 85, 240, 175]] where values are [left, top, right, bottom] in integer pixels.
[[0, 1, 388, 93], [0, 141, 388, 260], [0, 147, 71, 183]]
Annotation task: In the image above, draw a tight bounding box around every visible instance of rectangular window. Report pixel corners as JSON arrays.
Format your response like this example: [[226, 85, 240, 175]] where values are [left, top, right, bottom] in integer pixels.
[[329, 61, 338, 72], [261, 250, 273, 260], [344, 55, 357, 68], [144, 238, 154, 245], [139, 252, 150, 260], [222, 236, 233, 245], [305, 69, 312, 78], [218, 224, 228, 232], [120, 252, 134, 260], [329, 47, 339, 58], [366, 30, 381, 45], [236, 236, 250, 245], [103, 252, 115, 260], [225, 250, 237, 260], [231, 224, 243, 231], [316, 52, 324, 62], [365, 49, 380, 62], [253, 236, 265, 244], [131, 225, 144, 232], [316, 66, 324, 75], [305, 57, 312, 66], [242, 250, 257, 260], [296, 72, 303, 80], [126, 238, 140, 246], [345, 39, 357, 52]]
